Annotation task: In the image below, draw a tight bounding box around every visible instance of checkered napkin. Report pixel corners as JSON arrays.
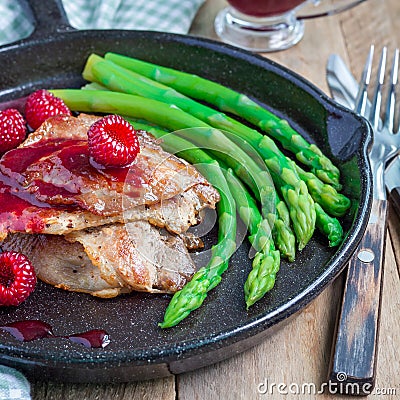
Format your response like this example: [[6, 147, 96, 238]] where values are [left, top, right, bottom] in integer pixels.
[[0, 1, 34, 46], [0, 0, 205, 397], [0, 0, 205, 46]]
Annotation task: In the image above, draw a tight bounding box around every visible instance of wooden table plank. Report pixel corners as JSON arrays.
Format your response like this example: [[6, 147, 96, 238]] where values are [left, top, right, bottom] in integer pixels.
[[266, 14, 349, 93], [339, 0, 398, 79], [31, 0, 400, 398], [388, 205, 400, 276], [32, 377, 175, 400]]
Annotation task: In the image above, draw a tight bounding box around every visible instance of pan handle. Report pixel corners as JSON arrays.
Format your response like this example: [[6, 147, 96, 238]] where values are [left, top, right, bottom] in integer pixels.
[[0, 0, 74, 51], [25, 0, 75, 39]]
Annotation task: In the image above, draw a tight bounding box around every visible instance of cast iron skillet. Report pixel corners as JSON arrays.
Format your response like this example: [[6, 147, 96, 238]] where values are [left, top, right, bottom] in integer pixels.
[[0, 0, 372, 383]]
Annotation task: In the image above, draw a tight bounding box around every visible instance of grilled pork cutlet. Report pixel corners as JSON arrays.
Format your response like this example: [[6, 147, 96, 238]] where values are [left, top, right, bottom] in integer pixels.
[[0, 114, 219, 239], [0, 113, 219, 295]]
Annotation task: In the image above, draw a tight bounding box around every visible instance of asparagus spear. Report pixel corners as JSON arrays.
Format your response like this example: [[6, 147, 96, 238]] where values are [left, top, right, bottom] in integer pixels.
[[227, 131, 316, 251], [81, 55, 315, 249], [293, 162, 351, 217], [104, 52, 341, 189], [159, 160, 237, 328], [314, 203, 343, 247], [223, 168, 280, 308]]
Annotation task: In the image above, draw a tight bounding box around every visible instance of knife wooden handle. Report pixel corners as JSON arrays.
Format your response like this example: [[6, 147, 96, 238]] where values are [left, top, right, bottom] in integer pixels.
[[389, 187, 400, 217], [328, 199, 387, 395]]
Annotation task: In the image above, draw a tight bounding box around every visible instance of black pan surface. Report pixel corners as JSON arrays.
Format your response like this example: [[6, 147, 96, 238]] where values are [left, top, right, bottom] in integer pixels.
[[0, 0, 372, 383]]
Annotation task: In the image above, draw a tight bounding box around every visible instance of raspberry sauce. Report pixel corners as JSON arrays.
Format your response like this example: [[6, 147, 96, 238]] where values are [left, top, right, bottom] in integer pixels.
[[0, 135, 147, 223], [0, 320, 110, 348], [0, 181, 47, 233]]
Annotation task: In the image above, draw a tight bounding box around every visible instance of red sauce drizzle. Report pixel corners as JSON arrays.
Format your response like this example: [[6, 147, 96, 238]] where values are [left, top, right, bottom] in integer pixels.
[[0, 320, 110, 349], [0, 136, 148, 231], [1, 139, 82, 176], [0, 181, 47, 233]]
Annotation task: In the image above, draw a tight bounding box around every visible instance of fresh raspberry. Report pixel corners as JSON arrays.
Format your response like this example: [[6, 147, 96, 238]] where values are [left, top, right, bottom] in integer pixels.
[[87, 115, 140, 168], [0, 108, 27, 153], [0, 252, 36, 306], [25, 89, 71, 130]]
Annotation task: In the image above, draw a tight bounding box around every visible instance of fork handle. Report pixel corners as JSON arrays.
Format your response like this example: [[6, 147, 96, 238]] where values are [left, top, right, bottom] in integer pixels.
[[328, 199, 387, 395]]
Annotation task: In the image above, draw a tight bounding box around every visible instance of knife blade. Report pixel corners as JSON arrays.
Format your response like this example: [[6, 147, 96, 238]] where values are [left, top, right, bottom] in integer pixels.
[[326, 54, 359, 109], [326, 53, 400, 213]]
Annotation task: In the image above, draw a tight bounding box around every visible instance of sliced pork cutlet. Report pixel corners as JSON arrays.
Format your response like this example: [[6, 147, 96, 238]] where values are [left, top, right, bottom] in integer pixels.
[[1, 220, 197, 297], [0, 182, 216, 241], [0, 114, 219, 239], [0, 113, 214, 215]]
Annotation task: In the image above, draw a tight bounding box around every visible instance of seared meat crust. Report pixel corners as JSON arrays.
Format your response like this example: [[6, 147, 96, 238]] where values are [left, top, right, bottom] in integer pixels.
[[2, 221, 197, 297]]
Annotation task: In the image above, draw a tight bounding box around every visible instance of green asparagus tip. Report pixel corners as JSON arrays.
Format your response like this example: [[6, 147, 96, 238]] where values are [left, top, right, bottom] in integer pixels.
[[314, 203, 344, 247], [246, 300, 254, 310]]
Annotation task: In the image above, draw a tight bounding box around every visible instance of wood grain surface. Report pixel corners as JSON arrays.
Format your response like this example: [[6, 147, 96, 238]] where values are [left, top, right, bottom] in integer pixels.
[[32, 0, 400, 398]]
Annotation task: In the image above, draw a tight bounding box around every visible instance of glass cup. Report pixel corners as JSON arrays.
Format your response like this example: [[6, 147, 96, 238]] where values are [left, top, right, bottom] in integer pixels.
[[215, 0, 366, 52]]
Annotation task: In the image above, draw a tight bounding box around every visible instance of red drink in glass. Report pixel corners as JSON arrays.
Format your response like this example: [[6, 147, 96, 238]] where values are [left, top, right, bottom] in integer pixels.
[[227, 0, 306, 17], [215, 0, 365, 52]]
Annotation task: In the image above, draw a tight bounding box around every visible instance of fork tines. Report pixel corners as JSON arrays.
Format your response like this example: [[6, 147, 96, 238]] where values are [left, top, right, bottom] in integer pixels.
[[385, 48, 399, 132], [354, 45, 400, 132]]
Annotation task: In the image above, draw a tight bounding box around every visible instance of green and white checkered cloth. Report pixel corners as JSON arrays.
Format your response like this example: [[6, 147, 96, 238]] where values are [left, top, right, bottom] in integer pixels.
[[0, 1, 205, 396], [0, 1, 34, 46], [0, 0, 205, 46]]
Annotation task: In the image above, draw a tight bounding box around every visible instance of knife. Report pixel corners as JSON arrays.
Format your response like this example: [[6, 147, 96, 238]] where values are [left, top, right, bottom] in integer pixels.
[[326, 54, 359, 109], [326, 53, 400, 213]]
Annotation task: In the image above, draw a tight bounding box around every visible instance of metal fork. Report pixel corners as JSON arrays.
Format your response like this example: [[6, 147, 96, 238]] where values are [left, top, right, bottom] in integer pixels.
[[329, 45, 400, 395]]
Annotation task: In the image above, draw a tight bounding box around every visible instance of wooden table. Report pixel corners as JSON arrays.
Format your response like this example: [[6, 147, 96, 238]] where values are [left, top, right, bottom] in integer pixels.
[[33, 0, 400, 398]]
